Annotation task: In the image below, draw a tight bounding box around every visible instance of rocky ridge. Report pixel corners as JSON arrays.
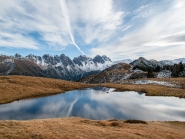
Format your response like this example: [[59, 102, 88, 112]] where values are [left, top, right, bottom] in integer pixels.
[[80, 57, 185, 84], [0, 54, 112, 81]]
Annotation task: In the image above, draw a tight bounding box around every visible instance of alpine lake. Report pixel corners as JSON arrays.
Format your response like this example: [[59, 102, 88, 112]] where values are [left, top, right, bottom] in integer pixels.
[[0, 87, 185, 121]]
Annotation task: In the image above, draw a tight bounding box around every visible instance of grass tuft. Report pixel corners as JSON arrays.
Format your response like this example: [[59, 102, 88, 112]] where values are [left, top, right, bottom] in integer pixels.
[[124, 120, 147, 124]]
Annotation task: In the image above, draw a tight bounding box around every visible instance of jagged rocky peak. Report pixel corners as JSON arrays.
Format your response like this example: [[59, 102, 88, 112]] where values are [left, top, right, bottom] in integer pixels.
[[42, 54, 52, 60], [78, 55, 91, 61], [73, 55, 92, 66], [26, 54, 42, 62], [93, 55, 111, 64], [102, 55, 111, 62], [60, 54, 74, 67], [42, 54, 56, 65], [54, 55, 60, 63], [15, 53, 22, 59]]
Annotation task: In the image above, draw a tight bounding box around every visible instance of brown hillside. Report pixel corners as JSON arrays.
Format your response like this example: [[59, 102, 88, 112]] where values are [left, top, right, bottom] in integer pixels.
[[11, 59, 46, 76], [79, 63, 148, 83], [0, 76, 94, 104], [0, 76, 185, 104]]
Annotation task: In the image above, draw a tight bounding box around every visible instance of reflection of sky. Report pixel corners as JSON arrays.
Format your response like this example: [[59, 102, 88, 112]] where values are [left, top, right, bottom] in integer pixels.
[[0, 87, 185, 121]]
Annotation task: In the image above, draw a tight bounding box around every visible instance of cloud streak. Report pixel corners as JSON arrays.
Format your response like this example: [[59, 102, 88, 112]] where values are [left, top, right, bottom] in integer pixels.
[[60, 0, 85, 55]]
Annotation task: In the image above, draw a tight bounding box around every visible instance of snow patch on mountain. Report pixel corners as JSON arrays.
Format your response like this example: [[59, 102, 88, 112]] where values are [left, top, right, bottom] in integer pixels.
[[0, 58, 15, 75], [157, 70, 171, 78], [160, 58, 185, 65], [12, 54, 113, 80], [132, 80, 180, 88], [173, 58, 185, 64], [131, 57, 164, 68], [131, 69, 143, 73], [121, 73, 132, 80], [131, 57, 185, 69], [1, 59, 14, 64]]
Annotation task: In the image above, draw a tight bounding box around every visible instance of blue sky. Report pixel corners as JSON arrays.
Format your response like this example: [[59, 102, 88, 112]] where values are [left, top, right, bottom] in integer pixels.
[[0, 0, 185, 61]]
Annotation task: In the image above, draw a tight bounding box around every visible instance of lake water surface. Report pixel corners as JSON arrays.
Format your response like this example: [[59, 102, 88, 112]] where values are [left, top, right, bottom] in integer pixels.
[[0, 87, 185, 121]]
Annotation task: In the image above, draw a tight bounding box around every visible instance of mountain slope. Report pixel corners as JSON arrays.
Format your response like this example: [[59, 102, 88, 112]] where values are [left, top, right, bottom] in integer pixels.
[[130, 57, 185, 77], [0, 54, 112, 81], [79, 63, 148, 83], [80, 57, 185, 84], [160, 58, 185, 65], [130, 57, 163, 69], [131, 57, 185, 69]]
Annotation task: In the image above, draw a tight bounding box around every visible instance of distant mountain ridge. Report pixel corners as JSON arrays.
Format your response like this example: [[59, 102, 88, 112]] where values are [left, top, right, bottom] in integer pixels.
[[0, 54, 185, 81], [131, 57, 185, 68], [160, 58, 185, 65], [80, 57, 185, 84], [0, 54, 112, 81]]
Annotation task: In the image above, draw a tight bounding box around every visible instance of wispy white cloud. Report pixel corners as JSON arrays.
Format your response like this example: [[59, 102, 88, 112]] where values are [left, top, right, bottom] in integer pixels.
[[0, 0, 123, 55], [0, 31, 39, 49], [0, 0, 71, 50], [0, 0, 184, 60], [90, 0, 185, 60], [67, 0, 124, 44]]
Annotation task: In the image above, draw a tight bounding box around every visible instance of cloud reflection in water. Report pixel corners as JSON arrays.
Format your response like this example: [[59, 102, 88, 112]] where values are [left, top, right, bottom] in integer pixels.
[[0, 87, 185, 121]]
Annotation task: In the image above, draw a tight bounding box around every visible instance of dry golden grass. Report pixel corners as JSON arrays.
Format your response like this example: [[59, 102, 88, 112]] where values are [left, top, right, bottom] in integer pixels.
[[0, 76, 185, 138], [0, 76, 185, 104], [0, 117, 185, 139], [101, 83, 185, 98], [131, 78, 185, 88], [0, 76, 94, 104]]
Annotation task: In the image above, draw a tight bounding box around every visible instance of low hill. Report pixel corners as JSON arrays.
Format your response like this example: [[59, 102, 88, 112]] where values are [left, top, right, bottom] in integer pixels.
[[0, 76, 94, 104], [79, 63, 148, 83]]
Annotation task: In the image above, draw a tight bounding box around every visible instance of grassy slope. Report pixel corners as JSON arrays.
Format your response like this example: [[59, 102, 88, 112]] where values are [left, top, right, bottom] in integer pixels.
[[0, 76, 185, 104], [0, 117, 185, 139], [101, 82, 185, 98], [0, 76, 94, 104], [0, 76, 185, 138]]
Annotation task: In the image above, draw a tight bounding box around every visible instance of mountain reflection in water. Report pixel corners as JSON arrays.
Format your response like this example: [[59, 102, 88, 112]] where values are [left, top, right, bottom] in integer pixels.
[[0, 87, 185, 121]]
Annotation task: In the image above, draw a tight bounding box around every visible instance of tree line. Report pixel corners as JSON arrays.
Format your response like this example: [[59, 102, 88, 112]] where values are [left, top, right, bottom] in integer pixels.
[[133, 62, 185, 77]]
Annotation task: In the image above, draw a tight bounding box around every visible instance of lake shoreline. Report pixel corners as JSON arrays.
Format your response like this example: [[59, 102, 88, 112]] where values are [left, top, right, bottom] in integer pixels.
[[0, 76, 185, 105], [1, 76, 185, 139]]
